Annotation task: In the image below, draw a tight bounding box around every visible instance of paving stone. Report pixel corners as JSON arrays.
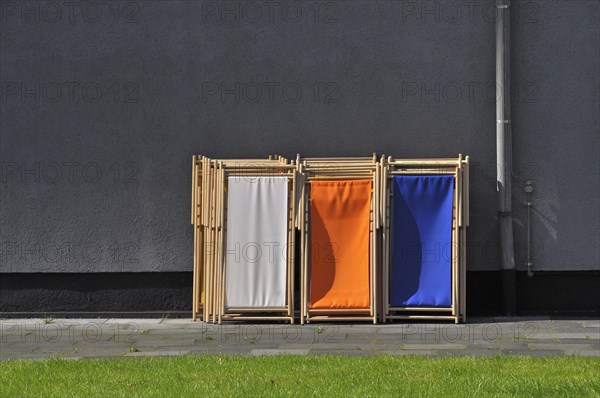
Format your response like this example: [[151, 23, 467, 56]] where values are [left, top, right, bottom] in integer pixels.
[[551, 321, 588, 328], [468, 342, 529, 351], [35, 347, 80, 355], [126, 350, 191, 357], [381, 336, 442, 344], [377, 327, 418, 334], [134, 342, 202, 352], [368, 342, 408, 349], [562, 350, 600, 357], [582, 320, 600, 328], [362, 333, 405, 341], [437, 350, 499, 357], [250, 349, 310, 356], [401, 343, 467, 350], [348, 325, 383, 331], [132, 339, 197, 347], [0, 320, 47, 326], [83, 351, 128, 358], [528, 343, 595, 351], [378, 350, 435, 356], [551, 320, 589, 326], [309, 349, 372, 356], [101, 319, 164, 325], [501, 349, 564, 356], [582, 327, 600, 335], [205, 349, 251, 356], [131, 328, 203, 335], [188, 347, 245, 354], [4, 353, 60, 360], [340, 333, 377, 340], [534, 333, 592, 339], [277, 343, 349, 350], [548, 338, 600, 346], [187, 347, 231, 355]]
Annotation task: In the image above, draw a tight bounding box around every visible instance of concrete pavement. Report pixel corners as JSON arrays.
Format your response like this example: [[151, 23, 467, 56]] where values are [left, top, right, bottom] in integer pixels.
[[0, 317, 598, 360]]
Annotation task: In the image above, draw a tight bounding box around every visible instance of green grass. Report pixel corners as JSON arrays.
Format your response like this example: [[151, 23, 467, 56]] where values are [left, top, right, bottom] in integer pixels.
[[0, 355, 598, 397]]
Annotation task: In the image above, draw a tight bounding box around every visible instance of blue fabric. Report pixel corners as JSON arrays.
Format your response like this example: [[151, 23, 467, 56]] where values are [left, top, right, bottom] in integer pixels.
[[390, 175, 454, 307]]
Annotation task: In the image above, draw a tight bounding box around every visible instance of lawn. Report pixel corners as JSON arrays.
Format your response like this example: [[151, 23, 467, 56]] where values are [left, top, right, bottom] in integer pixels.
[[1, 355, 598, 397]]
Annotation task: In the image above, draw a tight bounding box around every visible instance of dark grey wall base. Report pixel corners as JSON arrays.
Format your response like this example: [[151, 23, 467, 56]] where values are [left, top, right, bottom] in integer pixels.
[[0, 272, 191, 316], [1, 271, 598, 318], [516, 271, 600, 316], [501, 269, 518, 316], [468, 271, 600, 316]]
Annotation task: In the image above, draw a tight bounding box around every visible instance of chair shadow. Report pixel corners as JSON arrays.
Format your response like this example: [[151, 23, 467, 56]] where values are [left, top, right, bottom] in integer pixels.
[[308, 204, 336, 306], [390, 184, 422, 306]]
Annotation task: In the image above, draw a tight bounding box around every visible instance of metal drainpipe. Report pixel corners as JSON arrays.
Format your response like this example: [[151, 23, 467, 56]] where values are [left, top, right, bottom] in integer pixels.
[[496, 0, 517, 315], [525, 180, 534, 277]]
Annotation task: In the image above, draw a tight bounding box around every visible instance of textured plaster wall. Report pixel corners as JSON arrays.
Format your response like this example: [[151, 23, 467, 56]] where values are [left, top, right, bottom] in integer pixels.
[[0, 0, 597, 273]]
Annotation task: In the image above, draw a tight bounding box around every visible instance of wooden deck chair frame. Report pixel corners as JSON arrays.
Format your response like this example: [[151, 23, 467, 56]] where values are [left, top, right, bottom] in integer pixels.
[[381, 155, 469, 324], [192, 155, 297, 324], [297, 155, 381, 324]]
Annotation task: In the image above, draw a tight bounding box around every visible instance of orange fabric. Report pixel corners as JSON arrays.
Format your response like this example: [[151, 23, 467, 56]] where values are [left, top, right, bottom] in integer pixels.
[[309, 180, 371, 309]]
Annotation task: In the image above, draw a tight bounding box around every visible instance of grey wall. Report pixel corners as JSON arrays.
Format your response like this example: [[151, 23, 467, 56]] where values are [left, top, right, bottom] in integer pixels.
[[0, 0, 598, 273]]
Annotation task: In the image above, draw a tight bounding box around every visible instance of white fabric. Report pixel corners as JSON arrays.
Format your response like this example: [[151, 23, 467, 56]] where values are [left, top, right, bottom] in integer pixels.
[[225, 176, 289, 308]]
